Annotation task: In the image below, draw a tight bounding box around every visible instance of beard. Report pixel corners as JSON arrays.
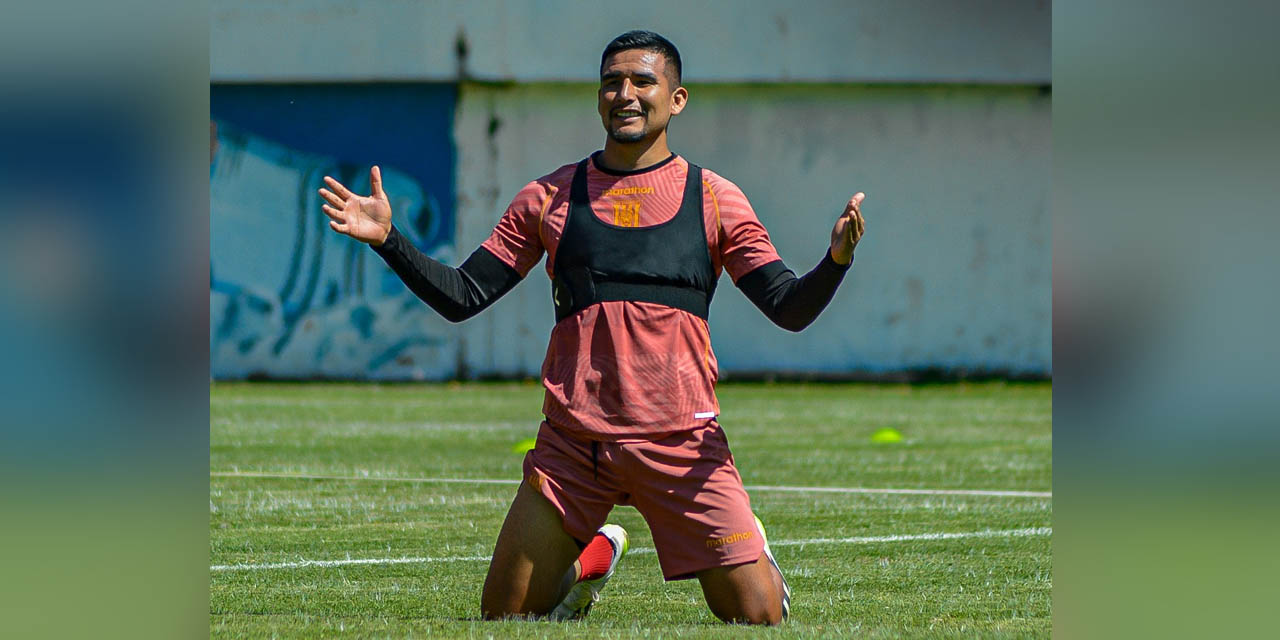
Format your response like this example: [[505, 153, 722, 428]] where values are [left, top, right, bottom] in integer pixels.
[[607, 125, 648, 144]]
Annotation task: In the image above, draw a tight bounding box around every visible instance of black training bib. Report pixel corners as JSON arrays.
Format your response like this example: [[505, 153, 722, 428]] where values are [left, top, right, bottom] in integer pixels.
[[551, 157, 718, 323]]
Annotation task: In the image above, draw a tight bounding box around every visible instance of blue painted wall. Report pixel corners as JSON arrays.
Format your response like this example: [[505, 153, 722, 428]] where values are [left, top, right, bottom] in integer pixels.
[[210, 83, 462, 380], [211, 83, 456, 248]]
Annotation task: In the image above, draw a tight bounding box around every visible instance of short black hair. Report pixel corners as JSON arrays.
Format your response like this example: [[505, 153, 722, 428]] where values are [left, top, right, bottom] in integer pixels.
[[600, 30, 682, 85]]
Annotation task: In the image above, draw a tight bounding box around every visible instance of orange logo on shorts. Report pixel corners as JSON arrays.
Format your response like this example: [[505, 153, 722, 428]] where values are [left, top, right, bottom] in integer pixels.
[[706, 531, 754, 548], [527, 473, 543, 492]]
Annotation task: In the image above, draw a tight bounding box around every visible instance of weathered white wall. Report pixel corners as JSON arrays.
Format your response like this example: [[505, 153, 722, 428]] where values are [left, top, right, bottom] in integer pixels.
[[455, 84, 1050, 377], [211, 0, 1050, 83]]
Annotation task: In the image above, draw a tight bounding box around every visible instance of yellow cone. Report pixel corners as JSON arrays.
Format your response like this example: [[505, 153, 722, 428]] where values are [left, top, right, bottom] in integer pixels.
[[511, 437, 537, 453]]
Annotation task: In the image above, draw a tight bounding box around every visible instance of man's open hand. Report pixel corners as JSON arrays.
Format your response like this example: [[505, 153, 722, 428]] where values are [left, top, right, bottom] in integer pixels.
[[829, 192, 865, 265], [319, 166, 393, 246]]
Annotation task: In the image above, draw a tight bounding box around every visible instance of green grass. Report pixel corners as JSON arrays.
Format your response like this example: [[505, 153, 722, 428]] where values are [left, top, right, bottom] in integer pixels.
[[211, 381, 1051, 638]]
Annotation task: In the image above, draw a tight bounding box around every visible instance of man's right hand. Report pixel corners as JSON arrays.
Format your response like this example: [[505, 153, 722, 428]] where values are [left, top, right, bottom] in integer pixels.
[[319, 166, 393, 246]]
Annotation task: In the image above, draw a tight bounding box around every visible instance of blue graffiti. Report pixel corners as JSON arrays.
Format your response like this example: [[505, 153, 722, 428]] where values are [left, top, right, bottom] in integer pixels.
[[210, 121, 454, 379]]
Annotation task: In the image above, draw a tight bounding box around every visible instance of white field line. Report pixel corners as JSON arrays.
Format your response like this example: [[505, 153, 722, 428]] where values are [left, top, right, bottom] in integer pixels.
[[212, 471, 521, 486], [760, 526, 1051, 549], [211, 555, 492, 571], [211, 527, 1050, 572], [747, 484, 1051, 498], [211, 471, 1050, 499]]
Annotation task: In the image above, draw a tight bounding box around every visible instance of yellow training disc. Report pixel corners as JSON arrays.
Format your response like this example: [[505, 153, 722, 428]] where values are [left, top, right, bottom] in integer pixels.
[[870, 428, 903, 443]]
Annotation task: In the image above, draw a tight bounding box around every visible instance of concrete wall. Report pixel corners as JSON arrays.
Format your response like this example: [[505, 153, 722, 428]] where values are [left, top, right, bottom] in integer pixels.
[[455, 83, 1050, 378], [211, 0, 1050, 83]]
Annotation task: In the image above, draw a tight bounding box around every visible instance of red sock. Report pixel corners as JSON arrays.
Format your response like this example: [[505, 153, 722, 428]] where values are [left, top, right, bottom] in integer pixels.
[[576, 533, 615, 581]]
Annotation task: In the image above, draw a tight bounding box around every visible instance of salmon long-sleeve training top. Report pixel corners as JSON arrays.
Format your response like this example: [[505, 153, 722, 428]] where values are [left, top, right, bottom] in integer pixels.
[[373, 152, 851, 439]]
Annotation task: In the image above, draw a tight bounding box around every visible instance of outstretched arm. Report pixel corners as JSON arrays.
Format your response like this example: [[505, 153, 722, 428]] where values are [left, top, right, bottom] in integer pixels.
[[320, 167, 523, 322], [371, 227, 523, 323], [736, 193, 866, 332]]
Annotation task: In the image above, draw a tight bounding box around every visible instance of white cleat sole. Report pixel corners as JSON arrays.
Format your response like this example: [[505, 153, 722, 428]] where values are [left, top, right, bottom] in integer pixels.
[[755, 515, 791, 621]]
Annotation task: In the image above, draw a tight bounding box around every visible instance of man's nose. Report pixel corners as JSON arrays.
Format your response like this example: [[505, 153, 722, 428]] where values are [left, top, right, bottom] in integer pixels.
[[617, 79, 636, 101]]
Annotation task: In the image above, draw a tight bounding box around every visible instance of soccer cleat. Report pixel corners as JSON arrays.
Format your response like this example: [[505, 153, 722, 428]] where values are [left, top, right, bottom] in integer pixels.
[[754, 515, 791, 621], [550, 524, 629, 621]]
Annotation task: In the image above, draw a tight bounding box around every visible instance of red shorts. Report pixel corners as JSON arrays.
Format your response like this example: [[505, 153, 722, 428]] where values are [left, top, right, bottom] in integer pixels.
[[522, 420, 765, 581]]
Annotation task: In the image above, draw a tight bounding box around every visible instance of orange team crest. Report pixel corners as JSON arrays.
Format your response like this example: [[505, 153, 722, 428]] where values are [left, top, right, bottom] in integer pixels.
[[611, 200, 642, 227]]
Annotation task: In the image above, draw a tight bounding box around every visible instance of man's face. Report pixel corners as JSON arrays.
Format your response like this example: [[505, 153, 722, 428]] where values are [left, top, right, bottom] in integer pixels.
[[598, 49, 687, 144]]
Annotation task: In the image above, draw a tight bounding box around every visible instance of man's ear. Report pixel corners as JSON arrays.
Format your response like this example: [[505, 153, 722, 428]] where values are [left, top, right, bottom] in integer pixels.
[[670, 86, 689, 115]]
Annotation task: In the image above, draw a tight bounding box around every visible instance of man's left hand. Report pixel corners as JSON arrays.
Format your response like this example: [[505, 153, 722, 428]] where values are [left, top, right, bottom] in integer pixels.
[[829, 192, 866, 265]]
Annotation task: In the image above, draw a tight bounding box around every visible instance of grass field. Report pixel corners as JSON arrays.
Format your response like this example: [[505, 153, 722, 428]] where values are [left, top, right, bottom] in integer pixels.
[[211, 381, 1051, 638]]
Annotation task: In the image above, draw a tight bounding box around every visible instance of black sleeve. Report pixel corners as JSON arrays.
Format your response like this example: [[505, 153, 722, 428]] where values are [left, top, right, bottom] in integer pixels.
[[734, 249, 852, 332], [371, 225, 524, 323]]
